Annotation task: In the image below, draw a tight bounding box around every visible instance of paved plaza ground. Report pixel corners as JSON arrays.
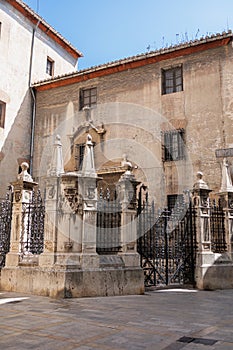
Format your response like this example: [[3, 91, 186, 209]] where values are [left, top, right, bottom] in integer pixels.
[[0, 288, 233, 349]]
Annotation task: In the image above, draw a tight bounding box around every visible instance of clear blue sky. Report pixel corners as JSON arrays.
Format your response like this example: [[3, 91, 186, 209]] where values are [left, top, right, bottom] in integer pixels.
[[24, 0, 233, 70]]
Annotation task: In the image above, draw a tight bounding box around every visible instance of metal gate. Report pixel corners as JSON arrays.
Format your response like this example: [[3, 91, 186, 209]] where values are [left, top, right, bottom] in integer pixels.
[[0, 189, 13, 268], [20, 189, 45, 258], [137, 201, 197, 287], [96, 198, 121, 255]]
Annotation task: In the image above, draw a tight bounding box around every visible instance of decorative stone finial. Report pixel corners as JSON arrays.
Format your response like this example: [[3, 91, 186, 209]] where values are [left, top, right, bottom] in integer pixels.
[[17, 162, 33, 182], [87, 133, 93, 145], [49, 135, 64, 176], [193, 171, 209, 190], [80, 134, 97, 177], [220, 158, 233, 192]]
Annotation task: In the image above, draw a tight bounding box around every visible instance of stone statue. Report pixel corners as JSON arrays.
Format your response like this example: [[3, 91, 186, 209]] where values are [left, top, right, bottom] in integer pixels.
[[121, 154, 133, 172], [17, 162, 33, 182], [193, 171, 209, 190]]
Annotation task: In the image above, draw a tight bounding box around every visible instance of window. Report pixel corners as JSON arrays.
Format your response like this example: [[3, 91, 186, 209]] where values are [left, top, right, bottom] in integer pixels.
[[0, 22, 2, 38], [75, 144, 86, 170], [167, 194, 184, 214], [46, 57, 54, 76], [79, 87, 97, 110], [0, 101, 6, 128], [162, 66, 183, 95], [162, 129, 185, 161]]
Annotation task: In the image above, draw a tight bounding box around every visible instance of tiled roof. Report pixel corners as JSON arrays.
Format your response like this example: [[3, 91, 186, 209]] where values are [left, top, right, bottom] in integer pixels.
[[33, 30, 232, 89], [5, 0, 83, 59]]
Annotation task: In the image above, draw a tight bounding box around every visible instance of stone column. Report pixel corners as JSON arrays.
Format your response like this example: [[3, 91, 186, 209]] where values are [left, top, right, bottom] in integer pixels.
[[38, 175, 60, 267], [192, 171, 215, 289], [78, 134, 99, 268], [117, 162, 140, 267], [39, 135, 65, 267], [217, 158, 233, 259], [5, 163, 37, 267], [218, 192, 233, 259]]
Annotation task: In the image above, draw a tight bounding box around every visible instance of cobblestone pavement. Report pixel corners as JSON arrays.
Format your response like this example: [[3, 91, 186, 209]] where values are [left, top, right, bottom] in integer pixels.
[[0, 288, 233, 349]]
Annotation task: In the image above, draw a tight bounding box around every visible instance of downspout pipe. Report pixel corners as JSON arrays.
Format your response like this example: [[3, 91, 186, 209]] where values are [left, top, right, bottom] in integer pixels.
[[28, 20, 40, 175]]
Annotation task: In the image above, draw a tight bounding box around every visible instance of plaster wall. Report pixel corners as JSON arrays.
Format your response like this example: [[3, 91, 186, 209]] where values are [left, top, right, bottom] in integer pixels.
[[33, 43, 233, 204], [0, 0, 78, 194]]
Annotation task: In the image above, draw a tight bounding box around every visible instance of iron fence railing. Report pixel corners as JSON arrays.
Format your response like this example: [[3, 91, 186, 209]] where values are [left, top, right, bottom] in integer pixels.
[[20, 190, 45, 259], [210, 203, 227, 253], [96, 199, 121, 255], [0, 189, 13, 268]]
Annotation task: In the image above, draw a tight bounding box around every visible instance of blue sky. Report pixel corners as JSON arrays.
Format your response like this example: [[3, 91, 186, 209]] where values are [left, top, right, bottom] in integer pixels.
[[24, 0, 233, 70]]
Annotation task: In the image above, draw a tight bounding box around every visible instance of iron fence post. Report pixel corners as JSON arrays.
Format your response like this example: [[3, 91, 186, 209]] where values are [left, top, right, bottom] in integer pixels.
[[164, 208, 169, 285]]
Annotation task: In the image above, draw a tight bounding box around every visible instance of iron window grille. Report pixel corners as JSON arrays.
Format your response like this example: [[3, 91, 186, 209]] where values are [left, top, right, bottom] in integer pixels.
[[162, 66, 183, 95], [46, 57, 54, 76], [79, 87, 97, 110], [0, 101, 6, 128], [162, 129, 185, 161]]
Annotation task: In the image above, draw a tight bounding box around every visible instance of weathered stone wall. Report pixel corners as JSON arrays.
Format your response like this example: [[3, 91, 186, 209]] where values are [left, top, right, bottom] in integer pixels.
[[33, 43, 233, 204]]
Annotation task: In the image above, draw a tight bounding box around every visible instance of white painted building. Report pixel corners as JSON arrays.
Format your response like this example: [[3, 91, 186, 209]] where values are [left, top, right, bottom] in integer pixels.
[[0, 0, 82, 194]]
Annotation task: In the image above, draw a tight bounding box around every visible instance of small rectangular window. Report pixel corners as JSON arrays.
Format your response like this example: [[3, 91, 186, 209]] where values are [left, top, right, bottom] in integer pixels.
[[75, 144, 85, 170], [162, 129, 185, 161], [0, 101, 6, 128], [162, 66, 183, 95], [46, 57, 54, 76], [167, 194, 184, 214], [0, 22, 2, 38], [79, 87, 97, 110]]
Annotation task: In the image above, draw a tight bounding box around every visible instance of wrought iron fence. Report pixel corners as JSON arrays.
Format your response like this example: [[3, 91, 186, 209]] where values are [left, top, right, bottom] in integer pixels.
[[96, 194, 121, 255], [210, 202, 227, 253], [0, 189, 13, 268], [20, 190, 45, 258], [137, 200, 197, 287]]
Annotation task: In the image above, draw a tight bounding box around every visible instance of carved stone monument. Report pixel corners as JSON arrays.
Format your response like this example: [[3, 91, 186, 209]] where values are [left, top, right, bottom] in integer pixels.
[[1, 135, 144, 298]]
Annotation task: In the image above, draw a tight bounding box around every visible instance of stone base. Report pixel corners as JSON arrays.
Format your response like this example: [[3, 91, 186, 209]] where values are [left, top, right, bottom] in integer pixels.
[[200, 264, 233, 290], [0, 266, 144, 298], [196, 252, 233, 290]]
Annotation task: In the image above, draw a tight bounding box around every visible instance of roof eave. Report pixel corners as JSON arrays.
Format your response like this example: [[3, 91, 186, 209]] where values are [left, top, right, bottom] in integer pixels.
[[6, 0, 83, 59], [33, 32, 232, 91]]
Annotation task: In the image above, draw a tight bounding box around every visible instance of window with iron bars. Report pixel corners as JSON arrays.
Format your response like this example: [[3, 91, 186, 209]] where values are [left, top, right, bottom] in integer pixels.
[[162, 129, 185, 161], [162, 66, 183, 95], [167, 194, 184, 214], [79, 87, 97, 110]]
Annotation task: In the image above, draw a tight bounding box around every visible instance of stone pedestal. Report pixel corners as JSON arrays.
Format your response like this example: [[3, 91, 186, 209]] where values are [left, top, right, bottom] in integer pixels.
[[117, 169, 141, 268], [193, 170, 233, 290], [192, 172, 215, 289], [218, 191, 233, 260], [5, 177, 38, 268], [38, 176, 59, 267]]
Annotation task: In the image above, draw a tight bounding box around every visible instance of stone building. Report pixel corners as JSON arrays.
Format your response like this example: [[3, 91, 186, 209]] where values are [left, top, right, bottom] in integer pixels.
[[32, 31, 233, 208], [0, 0, 82, 195]]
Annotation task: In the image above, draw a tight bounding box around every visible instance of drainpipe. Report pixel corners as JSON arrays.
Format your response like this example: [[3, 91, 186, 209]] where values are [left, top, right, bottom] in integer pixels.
[[28, 20, 40, 175]]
